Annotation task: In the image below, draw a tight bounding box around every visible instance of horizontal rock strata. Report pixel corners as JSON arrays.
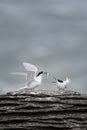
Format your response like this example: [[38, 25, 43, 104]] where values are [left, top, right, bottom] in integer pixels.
[[0, 90, 87, 130]]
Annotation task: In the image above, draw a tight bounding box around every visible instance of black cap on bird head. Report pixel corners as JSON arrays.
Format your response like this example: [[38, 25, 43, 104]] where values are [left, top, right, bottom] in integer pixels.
[[58, 79, 63, 83], [36, 71, 49, 77], [36, 71, 44, 77]]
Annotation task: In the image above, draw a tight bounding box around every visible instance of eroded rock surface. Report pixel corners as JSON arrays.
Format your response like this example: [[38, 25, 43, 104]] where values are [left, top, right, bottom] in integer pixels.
[[0, 90, 87, 130]]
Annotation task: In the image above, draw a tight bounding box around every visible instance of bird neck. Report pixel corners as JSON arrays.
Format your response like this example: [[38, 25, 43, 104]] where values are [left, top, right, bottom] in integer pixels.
[[36, 74, 43, 82]]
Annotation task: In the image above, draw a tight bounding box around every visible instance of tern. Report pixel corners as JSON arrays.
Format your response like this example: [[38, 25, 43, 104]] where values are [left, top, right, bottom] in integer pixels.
[[52, 77, 70, 91], [11, 62, 49, 92]]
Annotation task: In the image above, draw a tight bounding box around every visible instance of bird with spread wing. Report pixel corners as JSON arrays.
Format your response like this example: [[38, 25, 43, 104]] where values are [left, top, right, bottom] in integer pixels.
[[11, 62, 49, 92]]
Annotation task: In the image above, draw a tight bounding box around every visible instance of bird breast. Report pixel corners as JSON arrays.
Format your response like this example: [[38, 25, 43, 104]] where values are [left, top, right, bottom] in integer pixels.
[[57, 81, 67, 88], [35, 76, 42, 85]]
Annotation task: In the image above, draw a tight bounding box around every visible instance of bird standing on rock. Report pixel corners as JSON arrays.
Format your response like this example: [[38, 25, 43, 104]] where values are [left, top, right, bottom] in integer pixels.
[[52, 77, 70, 91], [11, 62, 49, 92]]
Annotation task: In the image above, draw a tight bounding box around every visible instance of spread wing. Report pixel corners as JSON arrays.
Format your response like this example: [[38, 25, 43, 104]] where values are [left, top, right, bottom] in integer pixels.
[[22, 62, 38, 83], [23, 62, 38, 74], [11, 62, 38, 85]]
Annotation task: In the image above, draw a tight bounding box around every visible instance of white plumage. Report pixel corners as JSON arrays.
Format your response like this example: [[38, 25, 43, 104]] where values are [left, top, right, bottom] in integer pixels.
[[53, 77, 70, 91], [11, 62, 49, 91], [23, 62, 38, 74]]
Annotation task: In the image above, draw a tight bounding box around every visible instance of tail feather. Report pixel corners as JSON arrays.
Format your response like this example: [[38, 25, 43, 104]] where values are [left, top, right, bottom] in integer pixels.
[[65, 77, 70, 84]]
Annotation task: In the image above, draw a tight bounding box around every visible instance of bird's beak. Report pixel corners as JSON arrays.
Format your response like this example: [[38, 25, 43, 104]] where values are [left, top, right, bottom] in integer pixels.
[[52, 77, 57, 83], [44, 72, 49, 78]]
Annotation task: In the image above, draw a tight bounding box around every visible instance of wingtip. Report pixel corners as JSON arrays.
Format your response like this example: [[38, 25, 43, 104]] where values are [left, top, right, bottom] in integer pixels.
[[22, 62, 29, 67], [22, 62, 27, 65], [22, 62, 31, 66]]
